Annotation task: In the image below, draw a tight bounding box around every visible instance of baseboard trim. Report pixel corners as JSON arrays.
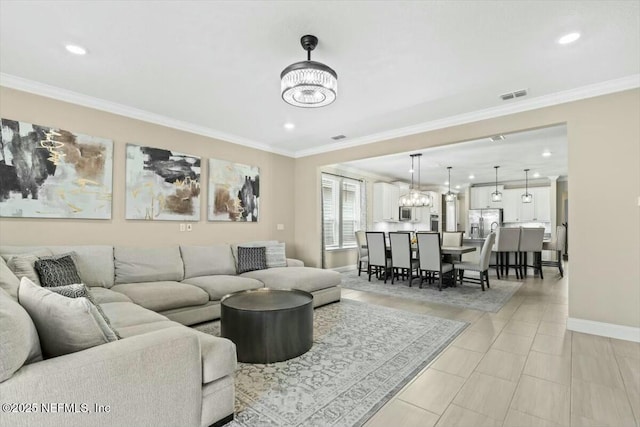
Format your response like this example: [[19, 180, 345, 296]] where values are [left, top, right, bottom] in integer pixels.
[[331, 265, 357, 273], [567, 317, 640, 343]]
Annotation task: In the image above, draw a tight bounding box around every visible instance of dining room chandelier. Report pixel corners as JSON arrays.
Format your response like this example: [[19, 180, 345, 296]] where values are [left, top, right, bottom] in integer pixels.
[[445, 166, 456, 202], [522, 169, 533, 203], [399, 154, 431, 207], [491, 166, 503, 202], [281, 35, 338, 108]]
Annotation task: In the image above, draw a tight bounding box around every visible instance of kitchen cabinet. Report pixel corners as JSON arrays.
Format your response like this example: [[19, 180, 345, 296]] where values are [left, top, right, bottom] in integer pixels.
[[532, 187, 551, 221], [428, 191, 440, 214], [501, 186, 551, 222], [502, 189, 520, 222], [373, 182, 400, 222], [470, 186, 503, 209]]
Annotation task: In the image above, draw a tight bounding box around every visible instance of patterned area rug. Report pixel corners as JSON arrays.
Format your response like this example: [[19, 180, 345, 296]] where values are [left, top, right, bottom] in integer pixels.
[[341, 270, 522, 312], [193, 299, 467, 427]]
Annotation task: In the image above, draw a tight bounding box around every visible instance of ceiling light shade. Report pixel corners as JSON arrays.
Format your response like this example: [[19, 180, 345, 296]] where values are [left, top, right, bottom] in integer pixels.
[[281, 35, 337, 108], [491, 166, 502, 202], [445, 167, 456, 202], [399, 154, 431, 207], [65, 44, 87, 55], [558, 32, 581, 45], [522, 169, 533, 203]]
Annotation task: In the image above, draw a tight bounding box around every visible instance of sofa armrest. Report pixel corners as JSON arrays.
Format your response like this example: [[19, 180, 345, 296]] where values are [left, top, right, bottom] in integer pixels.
[[286, 258, 304, 267], [0, 328, 202, 427]]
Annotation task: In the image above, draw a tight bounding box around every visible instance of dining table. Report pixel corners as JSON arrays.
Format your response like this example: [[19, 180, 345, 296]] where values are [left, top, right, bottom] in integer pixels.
[[361, 244, 477, 257]]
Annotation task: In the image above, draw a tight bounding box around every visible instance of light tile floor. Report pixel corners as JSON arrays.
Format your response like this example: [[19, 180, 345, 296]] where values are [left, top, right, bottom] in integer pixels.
[[341, 263, 640, 427]]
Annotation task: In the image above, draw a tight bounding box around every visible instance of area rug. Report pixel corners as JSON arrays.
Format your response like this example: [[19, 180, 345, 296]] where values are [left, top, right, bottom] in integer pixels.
[[341, 270, 522, 312], [193, 299, 467, 427]]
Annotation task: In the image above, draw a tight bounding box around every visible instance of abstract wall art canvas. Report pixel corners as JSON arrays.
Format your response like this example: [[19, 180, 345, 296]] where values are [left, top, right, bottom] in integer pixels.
[[125, 144, 201, 221], [0, 118, 113, 219], [208, 159, 259, 222]]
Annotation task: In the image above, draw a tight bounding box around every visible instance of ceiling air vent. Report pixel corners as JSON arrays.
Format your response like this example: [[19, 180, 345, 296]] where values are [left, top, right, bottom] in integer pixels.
[[500, 88, 528, 101], [331, 134, 347, 140], [490, 135, 505, 142]]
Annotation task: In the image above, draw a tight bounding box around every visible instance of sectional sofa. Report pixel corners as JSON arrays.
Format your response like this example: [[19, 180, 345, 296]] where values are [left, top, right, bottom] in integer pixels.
[[0, 243, 341, 427]]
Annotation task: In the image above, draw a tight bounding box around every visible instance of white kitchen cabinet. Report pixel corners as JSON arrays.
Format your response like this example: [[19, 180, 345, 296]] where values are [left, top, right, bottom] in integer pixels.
[[470, 186, 503, 209], [373, 182, 400, 222], [532, 187, 551, 221], [501, 186, 551, 222], [429, 191, 440, 214], [502, 189, 520, 222]]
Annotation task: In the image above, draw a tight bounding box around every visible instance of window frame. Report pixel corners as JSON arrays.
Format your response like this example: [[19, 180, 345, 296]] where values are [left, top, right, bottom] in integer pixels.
[[321, 174, 363, 251]]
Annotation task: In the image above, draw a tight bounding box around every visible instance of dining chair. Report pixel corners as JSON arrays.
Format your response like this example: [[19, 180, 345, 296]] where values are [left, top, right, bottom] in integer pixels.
[[542, 225, 567, 277], [492, 227, 521, 280], [518, 228, 545, 278], [415, 232, 453, 291], [442, 231, 463, 247], [365, 232, 391, 283], [355, 230, 369, 277], [389, 232, 419, 284], [454, 232, 496, 291]]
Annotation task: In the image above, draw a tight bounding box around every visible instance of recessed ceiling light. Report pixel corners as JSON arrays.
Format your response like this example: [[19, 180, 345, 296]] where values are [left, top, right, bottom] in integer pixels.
[[283, 122, 295, 130], [455, 185, 461, 189], [558, 32, 581, 45], [65, 44, 87, 55], [468, 174, 475, 180], [542, 151, 552, 157], [533, 172, 541, 178], [444, 181, 449, 185], [408, 169, 414, 173]]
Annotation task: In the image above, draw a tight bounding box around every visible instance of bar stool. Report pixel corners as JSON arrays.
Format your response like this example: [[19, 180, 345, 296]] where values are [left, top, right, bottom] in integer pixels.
[[518, 228, 545, 278], [492, 227, 521, 280], [542, 225, 567, 277]]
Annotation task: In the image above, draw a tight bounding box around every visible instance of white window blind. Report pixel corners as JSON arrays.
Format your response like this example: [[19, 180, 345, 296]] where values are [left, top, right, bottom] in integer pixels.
[[322, 174, 363, 250]]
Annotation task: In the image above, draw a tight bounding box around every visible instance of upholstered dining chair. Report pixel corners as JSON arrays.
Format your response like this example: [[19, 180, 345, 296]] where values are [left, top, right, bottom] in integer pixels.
[[416, 232, 454, 291], [454, 232, 496, 291], [355, 230, 368, 277], [365, 232, 391, 283], [442, 231, 463, 247], [389, 232, 419, 284], [542, 225, 567, 277], [492, 227, 521, 279], [518, 228, 545, 278]]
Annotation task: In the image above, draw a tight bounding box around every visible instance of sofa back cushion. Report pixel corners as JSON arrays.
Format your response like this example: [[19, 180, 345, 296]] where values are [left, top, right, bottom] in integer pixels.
[[5, 250, 53, 286], [180, 245, 236, 279], [0, 287, 42, 382], [18, 278, 119, 359], [49, 246, 115, 288], [114, 247, 184, 284], [0, 257, 21, 299]]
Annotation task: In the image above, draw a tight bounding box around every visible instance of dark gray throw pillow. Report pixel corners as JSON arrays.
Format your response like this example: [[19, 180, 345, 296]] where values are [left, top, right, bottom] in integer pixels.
[[237, 246, 268, 274], [49, 284, 121, 339], [35, 255, 82, 287]]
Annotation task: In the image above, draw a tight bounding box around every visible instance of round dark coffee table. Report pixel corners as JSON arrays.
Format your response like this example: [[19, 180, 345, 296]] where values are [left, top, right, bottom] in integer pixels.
[[220, 288, 314, 363]]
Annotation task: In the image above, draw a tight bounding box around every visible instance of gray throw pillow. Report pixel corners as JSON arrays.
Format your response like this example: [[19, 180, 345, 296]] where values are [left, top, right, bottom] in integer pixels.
[[237, 246, 267, 274], [18, 278, 119, 359], [35, 254, 82, 287], [48, 284, 121, 339]]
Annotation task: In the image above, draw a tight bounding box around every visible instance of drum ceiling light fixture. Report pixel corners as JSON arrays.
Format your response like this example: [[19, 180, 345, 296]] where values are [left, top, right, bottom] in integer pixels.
[[281, 35, 337, 108]]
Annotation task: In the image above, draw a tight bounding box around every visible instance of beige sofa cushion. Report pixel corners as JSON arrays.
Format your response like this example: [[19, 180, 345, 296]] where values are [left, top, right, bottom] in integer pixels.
[[100, 301, 169, 329], [6, 249, 53, 286], [180, 245, 236, 279], [111, 282, 209, 312], [49, 246, 115, 288], [0, 288, 42, 381], [0, 257, 20, 299], [18, 278, 118, 358], [241, 267, 341, 293], [88, 287, 132, 304], [114, 246, 184, 284], [182, 275, 263, 301]]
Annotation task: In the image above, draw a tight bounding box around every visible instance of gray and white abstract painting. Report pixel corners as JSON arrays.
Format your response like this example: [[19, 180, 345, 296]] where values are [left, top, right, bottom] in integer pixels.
[[125, 144, 201, 221], [0, 118, 113, 219], [208, 159, 259, 222]]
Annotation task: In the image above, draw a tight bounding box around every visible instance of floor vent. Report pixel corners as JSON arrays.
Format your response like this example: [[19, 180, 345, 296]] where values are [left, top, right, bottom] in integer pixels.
[[331, 135, 347, 140], [500, 88, 528, 101]]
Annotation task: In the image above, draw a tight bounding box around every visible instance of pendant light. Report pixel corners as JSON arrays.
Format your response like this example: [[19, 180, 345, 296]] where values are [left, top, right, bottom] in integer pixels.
[[445, 166, 456, 202], [399, 154, 431, 207], [281, 35, 338, 108], [491, 166, 502, 202], [522, 169, 533, 203]]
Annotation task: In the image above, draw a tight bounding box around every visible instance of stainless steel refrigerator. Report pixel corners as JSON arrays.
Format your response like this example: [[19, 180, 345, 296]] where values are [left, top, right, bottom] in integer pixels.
[[468, 209, 503, 238]]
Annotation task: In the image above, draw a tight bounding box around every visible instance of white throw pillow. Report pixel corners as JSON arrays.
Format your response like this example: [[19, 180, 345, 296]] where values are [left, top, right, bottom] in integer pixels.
[[265, 243, 287, 268], [17, 278, 119, 359]]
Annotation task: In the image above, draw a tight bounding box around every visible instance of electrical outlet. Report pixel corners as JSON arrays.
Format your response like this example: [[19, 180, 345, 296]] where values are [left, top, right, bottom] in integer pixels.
[[179, 224, 186, 232], [186, 224, 193, 232], [276, 224, 285, 231]]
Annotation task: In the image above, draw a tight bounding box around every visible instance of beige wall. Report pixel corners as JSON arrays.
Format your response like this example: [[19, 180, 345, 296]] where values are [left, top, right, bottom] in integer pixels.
[[294, 89, 640, 329], [0, 88, 296, 254]]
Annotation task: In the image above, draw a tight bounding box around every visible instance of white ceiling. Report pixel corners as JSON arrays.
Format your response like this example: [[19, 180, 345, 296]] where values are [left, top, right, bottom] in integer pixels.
[[336, 125, 568, 187], [0, 1, 638, 157]]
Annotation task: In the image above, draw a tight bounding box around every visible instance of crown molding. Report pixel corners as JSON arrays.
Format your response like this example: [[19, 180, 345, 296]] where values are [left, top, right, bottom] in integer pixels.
[[293, 74, 640, 158], [0, 73, 295, 158]]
